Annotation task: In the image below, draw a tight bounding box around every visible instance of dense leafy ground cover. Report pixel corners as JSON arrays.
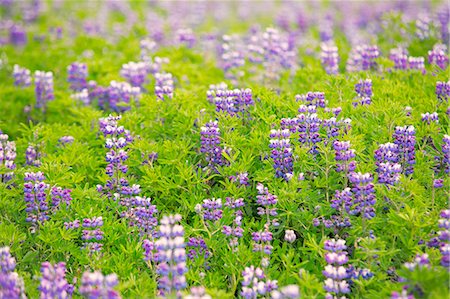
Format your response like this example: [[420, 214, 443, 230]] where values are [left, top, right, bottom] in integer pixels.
[[0, 1, 449, 298]]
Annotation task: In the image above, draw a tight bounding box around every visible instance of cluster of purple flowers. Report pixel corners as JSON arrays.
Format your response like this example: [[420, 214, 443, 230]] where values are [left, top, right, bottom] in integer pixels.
[[186, 237, 211, 261], [374, 143, 402, 186], [34, 70, 54, 110], [438, 210, 450, 267], [79, 216, 104, 254], [50, 186, 72, 209], [107, 81, 141, 112], [407, 56, 425, 71], [185, 286, 211, 299], [155, 214, 187, 298], [313, 214, 352, 232], [320, 43, 339, 75], [97, 115, 139, 203], [348, 172, 376, 219], [269, 129, 293, 181], [23, 171, 50, 224], [209, 87, 254, 117], [26, 143, 41, 167], [353, 79, 373, 106], [9, 24, 26, 46], [120, 61, 148, 88], [404, 253, 430, 271], [421, 112, 439, 124], [428, 44, 448, 69], [200, 198, 223, 222], [229, 172, 250, 186], [346, 45, 379, 72], [222, 197, 245, 249], [0, 133, 16, 183], [175, 28, 196, 48], [253, 184, 279, 266], [123, 196, 158, 238], [0, 247, 26, 299], [333, 140, 356, 175], [297, 105, 321, 154], [389, 47, 408, 70], [139, 39, 157, 60], [219, 35, 245, 81], [200, 121, 227, 171], [393, 126, 416, 175], [154, 72, 174, 100], [67, 62, 88, 91], [240, 266, 279, 298], [415, 14, 431, 40], [13, 64, 31, 87], [248, 27, 296, 81], [296, 92, 326, 108], [79, 271, 121, 299], [58, 136, 75, 146], [436, 81, 449, 103], [442, 135, 450, 174], [323, 239, 350, 298], [39, 262, 74, 298]]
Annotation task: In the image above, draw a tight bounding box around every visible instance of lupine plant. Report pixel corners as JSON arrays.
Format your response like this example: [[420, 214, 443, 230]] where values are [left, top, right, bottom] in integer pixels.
[[0, 133, 16, 183]]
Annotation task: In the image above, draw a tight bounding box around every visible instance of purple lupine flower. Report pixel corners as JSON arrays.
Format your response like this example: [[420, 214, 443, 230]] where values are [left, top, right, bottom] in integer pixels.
[[120, 61, 148, 88], [321, 116, 350, 145], [271, 285, 300, 299], [124, 196, 158, 238], [442, 135, 450, 174], [13, 65, 31, 87], [436, 81, 450, 103], [187, 237, 211, 260], [25, 144, 41, 167], [346, 45, 379, 72], [9, 24, 26, 46], [229, 172, 249, 186], [296, 92, 326, 108], [50, 187, 72, 209], [393, 126, 416, 176], [428, 44, 448, 70], [297, 105, 321, 154], [200, 120, 227, 171], [175, 28, 196, 48], [438, 209, 450, 267], [391, 287, 415, 299], [333, 140, 356, 175], [207, 83, 228, 103], [241, 266, 278, 299], [98, 115, 139, 203], [320, 43, 339, 75], [253, 184, 278, 265], [155, 214, 187, 298], [64, 220, 80, 230], [219, 35, 245, 82], [437, 5, 449, 43], [269, 129, 293, 181], [374, 143, 401, 186], [58, 136, 75, 146], [348, 172, 377, 219], [0, 246, 26, 299], [389, 47, 408, 70], [24, 171, 50, 224], [79, 271, 120, 299], [39, 262, 73, 299], [67, 62, 87, 91], [154, 73, 174, 100], [416, 14, 431, 40], [210, 87, 254, 117], [405, 106, 412, 117], [145, 56, 169, 75], [323, 239, 350, 298], [185, 286, 211, 299], [247, 27, 296, 81], [421, 112, 439, 124], [107, 81, 140, 112], [433, 179, 444, 188], [284, 230, 296, 243], [0, 133, 16, 183], [139, 39, 157, 60], [34, 71, 54, 110], [81, 216, 104, 254], [222, 197, 245, 249], [353, 79, 373, 106], [201, 198, 223, 222], [407, 56, 425, 72], [71, 89, 90, 105]]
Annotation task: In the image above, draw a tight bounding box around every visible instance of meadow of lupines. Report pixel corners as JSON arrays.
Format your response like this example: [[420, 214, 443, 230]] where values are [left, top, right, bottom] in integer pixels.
[[0, 1, 449, 298]]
